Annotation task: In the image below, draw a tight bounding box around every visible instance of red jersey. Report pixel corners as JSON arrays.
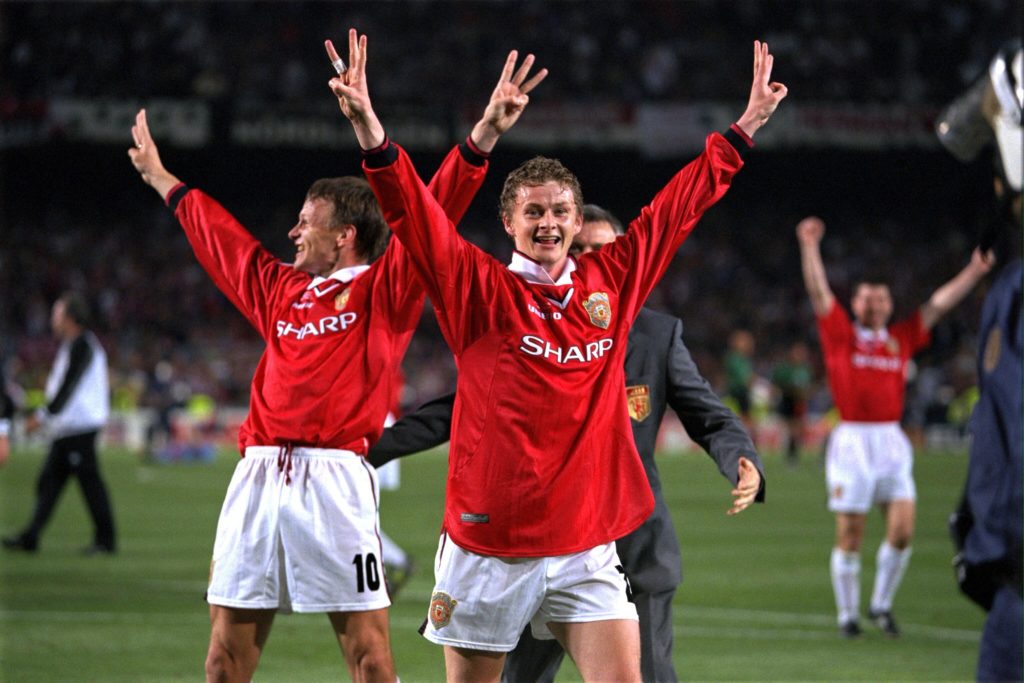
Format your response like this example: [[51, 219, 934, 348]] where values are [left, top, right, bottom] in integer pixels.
[[167, 144, 487, 454], [817, 300, 930, 422], [364, 130, 747, 556]]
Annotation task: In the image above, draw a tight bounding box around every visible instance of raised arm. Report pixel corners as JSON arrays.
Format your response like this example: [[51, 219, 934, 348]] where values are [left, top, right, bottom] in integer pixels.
[[424, 48, 548, 223], [128, 109, 183, 199], [663, 319, 765, 514], [796, 216, 835, 317], [735, 40, 789, 139], [468, 49, 548, 153], [919, 248, 996, 330], [326, 30, 385, 150]]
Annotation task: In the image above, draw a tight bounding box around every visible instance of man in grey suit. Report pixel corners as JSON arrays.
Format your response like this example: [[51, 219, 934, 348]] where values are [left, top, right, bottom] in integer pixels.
[[369, 205, 765, 682]]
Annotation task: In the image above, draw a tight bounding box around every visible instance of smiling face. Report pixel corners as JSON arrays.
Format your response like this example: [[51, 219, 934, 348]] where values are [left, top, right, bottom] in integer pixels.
[[503, 181, 583, 277], [851, 282, 893, 330], [287, 197, 345, 277]]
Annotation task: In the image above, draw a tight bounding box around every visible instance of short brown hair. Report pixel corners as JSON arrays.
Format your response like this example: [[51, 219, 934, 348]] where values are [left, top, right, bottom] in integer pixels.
[[306, 177, 390, 262], [582, 204, 624, 235], [499, 157, 584, 222]]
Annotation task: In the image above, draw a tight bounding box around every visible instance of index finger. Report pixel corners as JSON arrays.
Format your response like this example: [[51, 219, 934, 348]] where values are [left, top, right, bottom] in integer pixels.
[[497, 50, 519, 85], [136, 108, 152, 144], [325, 39, 346, 74]]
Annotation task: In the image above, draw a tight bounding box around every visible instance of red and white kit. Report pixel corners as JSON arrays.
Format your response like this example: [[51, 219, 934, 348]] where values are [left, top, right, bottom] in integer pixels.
[[166, 143, 487, 611], [363, 129, 749, 557], [818, 301, 931, 512]]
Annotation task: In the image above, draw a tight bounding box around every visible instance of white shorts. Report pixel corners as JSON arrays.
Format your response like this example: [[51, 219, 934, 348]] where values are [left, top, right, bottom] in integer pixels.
[[826, 422, 916, 514], [206, 446, 390, 614], [422, 533, 637, 652]]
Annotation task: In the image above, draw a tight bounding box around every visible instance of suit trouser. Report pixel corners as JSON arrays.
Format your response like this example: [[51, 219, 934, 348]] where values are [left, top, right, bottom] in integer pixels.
[[501, 587, 678, 683], [24, 430, 116, 548], [977, 584, 1023, 682]]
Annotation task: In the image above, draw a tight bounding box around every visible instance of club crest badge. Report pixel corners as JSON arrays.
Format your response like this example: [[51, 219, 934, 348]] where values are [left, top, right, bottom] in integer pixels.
[[626, 385, 651, 422], [583, 292, 611, 329], [983, 328, 1001, 373], [429, 591, 458, 629], [334, 288, 351, 311], [885, 337, 900, 354]]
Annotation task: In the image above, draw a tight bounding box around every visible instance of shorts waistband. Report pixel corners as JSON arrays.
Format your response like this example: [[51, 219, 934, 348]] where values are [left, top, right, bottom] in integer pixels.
[[245, 445, 365, 460], [838, 421, 900, 427]]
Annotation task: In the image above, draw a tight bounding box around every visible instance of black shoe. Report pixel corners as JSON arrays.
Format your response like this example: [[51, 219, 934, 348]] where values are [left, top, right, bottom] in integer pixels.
[[839, 620, 863, 638], [81, 543, 116, 556], [2, 534, 38, 553], [868, 609, 901, 637], [384, 557, 416, 598]]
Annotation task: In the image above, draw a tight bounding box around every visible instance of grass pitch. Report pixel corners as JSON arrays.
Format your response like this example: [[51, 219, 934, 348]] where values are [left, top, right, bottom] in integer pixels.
[[0, 444, 984, 681]]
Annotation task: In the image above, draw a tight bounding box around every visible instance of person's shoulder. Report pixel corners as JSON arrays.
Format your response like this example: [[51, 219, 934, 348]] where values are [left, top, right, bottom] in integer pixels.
[[632, 307, 684, 345]]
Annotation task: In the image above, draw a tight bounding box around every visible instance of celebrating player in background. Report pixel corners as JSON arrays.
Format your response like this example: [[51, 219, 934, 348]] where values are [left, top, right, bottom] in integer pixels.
[[127, 45, 543, 680], [937, 40, 1022, 682], [369, 205, 765, 683], [3, 292, 116, 555], [796, 216, 994, 638], [330, 29, 785, 681]]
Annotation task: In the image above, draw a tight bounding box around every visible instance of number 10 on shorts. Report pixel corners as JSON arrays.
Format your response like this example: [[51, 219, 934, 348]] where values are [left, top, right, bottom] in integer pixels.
[[353, 552, 381, 592]]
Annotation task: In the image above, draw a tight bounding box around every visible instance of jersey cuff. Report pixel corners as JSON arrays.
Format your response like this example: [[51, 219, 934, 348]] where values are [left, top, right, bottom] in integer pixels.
[[459, 136, 490, 166], [362, 137, 399, 169], [724, 124, 754, 157], [165, 183, 188, 211]]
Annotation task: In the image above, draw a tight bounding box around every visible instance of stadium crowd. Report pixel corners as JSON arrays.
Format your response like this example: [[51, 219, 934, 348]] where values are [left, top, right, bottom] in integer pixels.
[[3, 0, 1010, 105], [1, 0, 1011, 450]]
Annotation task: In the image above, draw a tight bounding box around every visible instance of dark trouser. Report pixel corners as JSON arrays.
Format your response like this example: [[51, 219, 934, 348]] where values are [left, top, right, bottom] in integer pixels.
[[23, 430, 116, 549], [501, 587, 678, 683], [977, 584, 1023, 682]]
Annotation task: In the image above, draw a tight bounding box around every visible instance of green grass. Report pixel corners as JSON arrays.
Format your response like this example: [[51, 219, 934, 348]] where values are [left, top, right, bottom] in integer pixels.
[[1, 445, 984, 681]]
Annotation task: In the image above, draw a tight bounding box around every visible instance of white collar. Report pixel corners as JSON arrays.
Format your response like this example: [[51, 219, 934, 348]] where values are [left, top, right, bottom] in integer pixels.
[[854, 323, 889, 343], [508, 251, 576, 285], [307, 264, 371, 291]]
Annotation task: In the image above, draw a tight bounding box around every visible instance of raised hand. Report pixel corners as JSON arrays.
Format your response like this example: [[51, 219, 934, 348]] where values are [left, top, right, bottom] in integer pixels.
[[326, 29, 385, 150], [736, 40, 788, 138], [128, 109, 181, 198], [471, 50, 548, 152], [727, 456, 761, 516], [970, 247, 997, 276], [796, 216, 826, 245]]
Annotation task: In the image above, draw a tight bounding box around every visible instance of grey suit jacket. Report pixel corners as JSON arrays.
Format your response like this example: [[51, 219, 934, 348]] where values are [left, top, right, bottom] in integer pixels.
[[369, 307, 764, 593]]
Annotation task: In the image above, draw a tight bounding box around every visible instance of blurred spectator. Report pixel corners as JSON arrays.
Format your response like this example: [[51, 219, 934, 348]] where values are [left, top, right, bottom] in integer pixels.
[[772, 341, 813, 466]]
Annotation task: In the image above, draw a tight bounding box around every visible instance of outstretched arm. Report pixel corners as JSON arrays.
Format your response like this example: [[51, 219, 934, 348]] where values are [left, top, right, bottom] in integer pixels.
[[128, 109, 182, 199], [796, 216, 835, 317], [920, 248, 996, 329], [735, 40, 788, 139], [663, 319, 765, 514]]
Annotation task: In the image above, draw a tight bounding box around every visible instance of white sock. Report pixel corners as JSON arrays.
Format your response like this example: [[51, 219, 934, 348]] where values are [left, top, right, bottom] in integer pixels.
[[830, 547, 861, 625], [871, 541, 911, 612], [379, 530, 408, 567]]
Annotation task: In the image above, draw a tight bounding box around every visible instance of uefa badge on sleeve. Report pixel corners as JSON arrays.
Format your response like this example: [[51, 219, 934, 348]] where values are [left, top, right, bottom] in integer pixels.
[[583, 292, 611, 329], [429, 591, 458, 629]]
